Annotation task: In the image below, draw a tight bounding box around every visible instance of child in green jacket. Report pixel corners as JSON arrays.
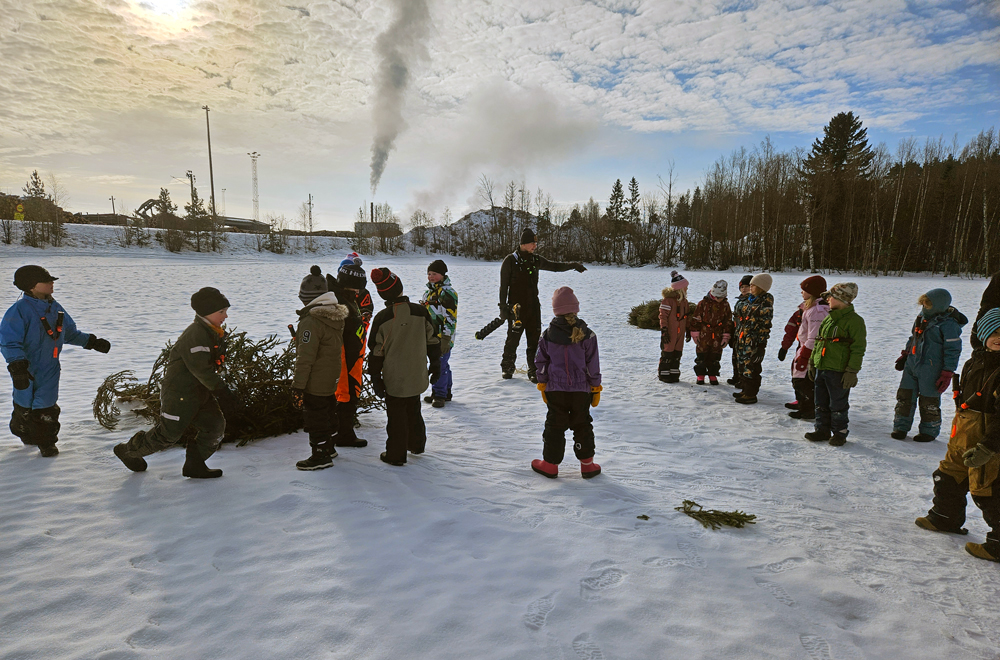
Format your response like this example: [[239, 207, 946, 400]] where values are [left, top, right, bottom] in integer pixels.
[[805, 283, 867, 447]]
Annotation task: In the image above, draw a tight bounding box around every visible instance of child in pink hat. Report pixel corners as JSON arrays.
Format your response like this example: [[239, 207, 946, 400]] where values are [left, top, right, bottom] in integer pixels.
[[532, 287, 602, 479]]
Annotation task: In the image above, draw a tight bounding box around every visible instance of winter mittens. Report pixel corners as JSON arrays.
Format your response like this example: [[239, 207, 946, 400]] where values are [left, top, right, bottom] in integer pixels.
[[7, 360, 32, 390], [591, 385, 602, 407], [841, 370, 859, 389], [963, 444, 997, 468], [935, 371, 954, 394], [84, 334, 112, 353], [537, 382, 547, 404], [777, 346, 788, 361], [895, 349, 907, 372], [793, 348, 812, 372], [429, 361, 441, 384]]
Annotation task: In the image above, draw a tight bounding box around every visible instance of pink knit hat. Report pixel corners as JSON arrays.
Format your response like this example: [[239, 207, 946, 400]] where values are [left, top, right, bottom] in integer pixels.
[[552, 286, 580, 315]]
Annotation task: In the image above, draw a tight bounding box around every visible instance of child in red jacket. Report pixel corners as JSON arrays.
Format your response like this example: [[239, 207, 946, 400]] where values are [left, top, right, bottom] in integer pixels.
[[658, 271, 689, 383], [689, 280, 733, 385]]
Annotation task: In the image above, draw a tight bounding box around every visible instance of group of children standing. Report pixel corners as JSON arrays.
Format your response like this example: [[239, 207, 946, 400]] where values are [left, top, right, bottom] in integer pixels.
[[4, 260, 1000, 563]]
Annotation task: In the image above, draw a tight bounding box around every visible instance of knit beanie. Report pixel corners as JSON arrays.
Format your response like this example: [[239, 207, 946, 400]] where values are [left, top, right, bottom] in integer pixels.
[[337, 253, 367, 290], [976, 308, 1000, 344], [371, 267, 403, 300], [710, 280, 728, 298], [552, 287, 579, 316], [800, 275, 827, 299], [750, 273, 773, 292], [428, 259, 448, 276], [739, 275, 753, 288], [921, 288, 952, 317], [299, 265, 328, 305], [670, 270, 689, 291], [191, 287, 231, 316], [520, 227, 536, 245], [826, 282, 859, 304]]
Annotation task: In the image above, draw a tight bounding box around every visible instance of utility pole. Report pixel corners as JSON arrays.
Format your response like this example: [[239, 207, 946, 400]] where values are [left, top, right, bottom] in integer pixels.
[[202, 106, 217, 218], [248, 152, 260, 222], [220, 188, 226, 217], [186, 170, 196, 207], [109, 196, 116, 216], [307, 194, 313, 233]]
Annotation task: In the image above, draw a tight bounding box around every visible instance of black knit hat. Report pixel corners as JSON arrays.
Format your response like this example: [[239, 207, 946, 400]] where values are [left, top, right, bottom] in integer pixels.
[[370, 267, 403, 300], [520, 227, 536, 245], [13, 265, 58, 292], [299, 265, 328, 305], [739, 275, 753, 288], [428, 259, 448, 276], [191, 287, 231, 316], [337, 253, 367, 290]]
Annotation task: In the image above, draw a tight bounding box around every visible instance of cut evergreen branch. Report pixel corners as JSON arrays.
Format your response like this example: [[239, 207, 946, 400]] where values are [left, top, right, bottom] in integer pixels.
[[675, 500, 757, 530], [628, 300, 660, 329], [93, 327, 385, 446]]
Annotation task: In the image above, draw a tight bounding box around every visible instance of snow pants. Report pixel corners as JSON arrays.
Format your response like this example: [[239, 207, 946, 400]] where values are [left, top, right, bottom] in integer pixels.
[[658, 350, 682, 382], [9, 403, 60, 448], [894, 363, 943, 438], [384, 394, 426, 463], [814, 370, 851, 437], [334, 400, 363, 443], [693, 351, 722, 378], [502, 302, 540, 376], [791, 377, 815, 416], [127, 396, 225, 460], [541, 391, 595, 465], [432, 350, 452, 399], [925, 409, 1000, 552], [303, 392, 337, 454]]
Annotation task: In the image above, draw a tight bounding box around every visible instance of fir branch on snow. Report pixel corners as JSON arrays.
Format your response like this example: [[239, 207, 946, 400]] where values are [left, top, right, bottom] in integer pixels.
[[93, 328, 384, 445], [675, 500, 757, 530]]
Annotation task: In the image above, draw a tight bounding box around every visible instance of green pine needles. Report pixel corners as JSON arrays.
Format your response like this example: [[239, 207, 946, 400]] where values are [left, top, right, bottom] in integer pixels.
[[628, 300, 661, 329], [675, 500, 757, 530]]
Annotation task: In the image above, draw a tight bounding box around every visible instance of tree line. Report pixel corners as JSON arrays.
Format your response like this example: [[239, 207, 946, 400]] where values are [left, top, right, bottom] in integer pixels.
[[401, 113, 999, 276]]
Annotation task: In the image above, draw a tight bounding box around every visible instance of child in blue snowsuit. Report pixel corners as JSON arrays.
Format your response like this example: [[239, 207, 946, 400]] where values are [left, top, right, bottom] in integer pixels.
[[1, 265, 111, 456], [892, 288, 967, 442]]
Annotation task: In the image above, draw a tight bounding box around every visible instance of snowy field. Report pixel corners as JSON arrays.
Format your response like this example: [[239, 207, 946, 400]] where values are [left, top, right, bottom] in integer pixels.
[[1, 250, 998, 660]]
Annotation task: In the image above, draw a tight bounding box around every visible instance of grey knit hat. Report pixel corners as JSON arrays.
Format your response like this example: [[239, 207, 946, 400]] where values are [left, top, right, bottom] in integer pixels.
[[711, 280, 728, 298], [299, 265, 328, 305]]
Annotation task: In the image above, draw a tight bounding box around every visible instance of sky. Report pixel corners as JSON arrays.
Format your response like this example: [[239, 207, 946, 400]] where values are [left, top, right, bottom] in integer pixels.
[[1, 0, 998, 231]]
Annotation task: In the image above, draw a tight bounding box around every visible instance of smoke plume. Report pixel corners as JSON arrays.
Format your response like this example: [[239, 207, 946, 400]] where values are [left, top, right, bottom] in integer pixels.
[[369, 0, 431, 194]]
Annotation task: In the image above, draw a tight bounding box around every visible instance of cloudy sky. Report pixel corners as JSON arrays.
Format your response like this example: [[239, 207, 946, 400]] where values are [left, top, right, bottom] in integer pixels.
[[1, 0, 997, 230]]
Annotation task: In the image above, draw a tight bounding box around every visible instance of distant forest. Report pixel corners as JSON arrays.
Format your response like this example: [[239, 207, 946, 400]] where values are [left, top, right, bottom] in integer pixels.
[[405, 112, 999, 276]]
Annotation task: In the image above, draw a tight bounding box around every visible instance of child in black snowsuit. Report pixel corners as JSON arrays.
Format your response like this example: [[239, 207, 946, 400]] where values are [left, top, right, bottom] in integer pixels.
[[915, 308, 1000, 563]]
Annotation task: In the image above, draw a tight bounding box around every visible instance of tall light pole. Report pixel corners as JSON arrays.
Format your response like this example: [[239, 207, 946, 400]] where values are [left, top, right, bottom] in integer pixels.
[[186, 170, 196, 207], [109, 196, 116, 216], [202, 105, 217, 220], [248, 151, 260, 223], [220, 188, 226, 217]]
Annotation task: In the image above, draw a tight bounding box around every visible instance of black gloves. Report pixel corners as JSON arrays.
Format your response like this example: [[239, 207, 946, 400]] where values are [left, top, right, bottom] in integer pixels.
[[750, 345, 766, 364], [429, 360, 441, 385], [371, 374, 386, 399], [895, 350, 907, 372], [213, 385, 240, 419], [84, 334, 112, 353], [8, 360, 32, 390], [777, 346, 788, 361], [573, 263, 587, 273], [498, 302, 510, 320]]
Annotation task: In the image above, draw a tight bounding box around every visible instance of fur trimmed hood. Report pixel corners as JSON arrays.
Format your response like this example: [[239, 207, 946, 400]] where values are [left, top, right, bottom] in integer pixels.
[[297, 292, 349, 322], [662, 287, 685, 299]]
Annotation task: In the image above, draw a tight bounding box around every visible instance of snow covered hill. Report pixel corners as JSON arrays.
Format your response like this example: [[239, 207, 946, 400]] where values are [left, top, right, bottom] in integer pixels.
[[0, 252, 997, 659]]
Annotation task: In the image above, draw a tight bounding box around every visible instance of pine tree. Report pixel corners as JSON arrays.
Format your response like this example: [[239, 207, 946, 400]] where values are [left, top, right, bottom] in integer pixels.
[[185, 186, 210, 251], [23, 170, 46, 198], [608, 179, 625, 262]]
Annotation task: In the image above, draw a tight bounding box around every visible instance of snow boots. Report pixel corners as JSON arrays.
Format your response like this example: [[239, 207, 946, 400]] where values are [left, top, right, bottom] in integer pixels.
[[828, 433, 847, 447], [966, 542, 1000, 562], [114, 436, 148, 472], [709, 376, 719, 386], [379, 451, 406, 467], [785, 401, 799, 410], [296, 446, 336, 471], [890, 431, 907, 440], [804, 430, 829, 442], [914, 516, 968, 535], [913, 433, 935, 443], [424, 395, 446, 408], [735, 393, 757, 405], [182, 442, 222, 478], [580, 458, 601, 479], [531, 459, 558, 478]]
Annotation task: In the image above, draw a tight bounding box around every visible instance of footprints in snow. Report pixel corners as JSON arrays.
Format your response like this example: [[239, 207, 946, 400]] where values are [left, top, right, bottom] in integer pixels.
[[748, 556, 807, 574], [800, 634, 833, 660], [522, 591, 607, 660], [242, 465, 260, 478], [579, 568, 627, 601], [572, 633, 606, 660], [643, 541, 706, 569], [522, 592, 556, 630], [754, 577, 796, 606]]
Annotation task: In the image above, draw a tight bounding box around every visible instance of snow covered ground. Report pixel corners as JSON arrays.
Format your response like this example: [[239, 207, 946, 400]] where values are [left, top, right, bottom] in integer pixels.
[[1, 251, 998, 660]]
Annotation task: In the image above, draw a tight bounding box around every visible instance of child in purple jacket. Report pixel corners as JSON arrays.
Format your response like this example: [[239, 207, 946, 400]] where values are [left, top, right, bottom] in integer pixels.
[[532, 287, 602, 479]]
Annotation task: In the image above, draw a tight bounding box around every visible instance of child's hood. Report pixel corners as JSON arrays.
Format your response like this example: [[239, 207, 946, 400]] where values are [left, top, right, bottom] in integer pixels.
[[661, 287, 684, 299], [298, 292, 349, 323], [546, 316, 593, 345], [922, 288, 953, 317]]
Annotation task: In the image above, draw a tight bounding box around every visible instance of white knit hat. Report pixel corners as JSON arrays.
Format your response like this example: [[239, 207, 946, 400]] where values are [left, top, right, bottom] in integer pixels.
[[711, 280, 728, 298]]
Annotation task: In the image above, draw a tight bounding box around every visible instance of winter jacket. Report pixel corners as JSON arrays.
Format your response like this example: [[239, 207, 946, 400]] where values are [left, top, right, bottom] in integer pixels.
[[952, 348, 1000, 453], [902, 307, 967, 380], [420, 277, 458, 352], [535, 317, 601, 392], [326, 275, 371, 402], [659, 288, 689, 352], [734, 292, 774, 349], [499, 250, 578, 308], [690, 294, 733, 353], [791, 300, 830, 379], [972, 273, 1000, 349], [367, 296, 441, 398], [292, 293, 349, 396], [1, 294, 93, 408], [779, 308, 803, 352], [156, 317, 228, 426], [811, 305, 867, 373]]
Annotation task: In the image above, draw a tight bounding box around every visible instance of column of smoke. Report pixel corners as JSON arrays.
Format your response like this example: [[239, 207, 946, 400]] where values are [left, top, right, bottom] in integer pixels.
[[369, 0, 430, 194]]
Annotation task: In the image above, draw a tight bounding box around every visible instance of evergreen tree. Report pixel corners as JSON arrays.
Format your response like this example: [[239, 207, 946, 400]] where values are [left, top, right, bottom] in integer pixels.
[[185, 186, 210, 252], [23, 170, 46, 198], [802, 111, 874, 178], [608, 179, 625, 262]]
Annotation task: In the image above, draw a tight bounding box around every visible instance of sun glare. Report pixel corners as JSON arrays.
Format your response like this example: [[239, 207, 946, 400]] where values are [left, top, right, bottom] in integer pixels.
[[128, 0, 198, 37], [138, 0, 188, 15]]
